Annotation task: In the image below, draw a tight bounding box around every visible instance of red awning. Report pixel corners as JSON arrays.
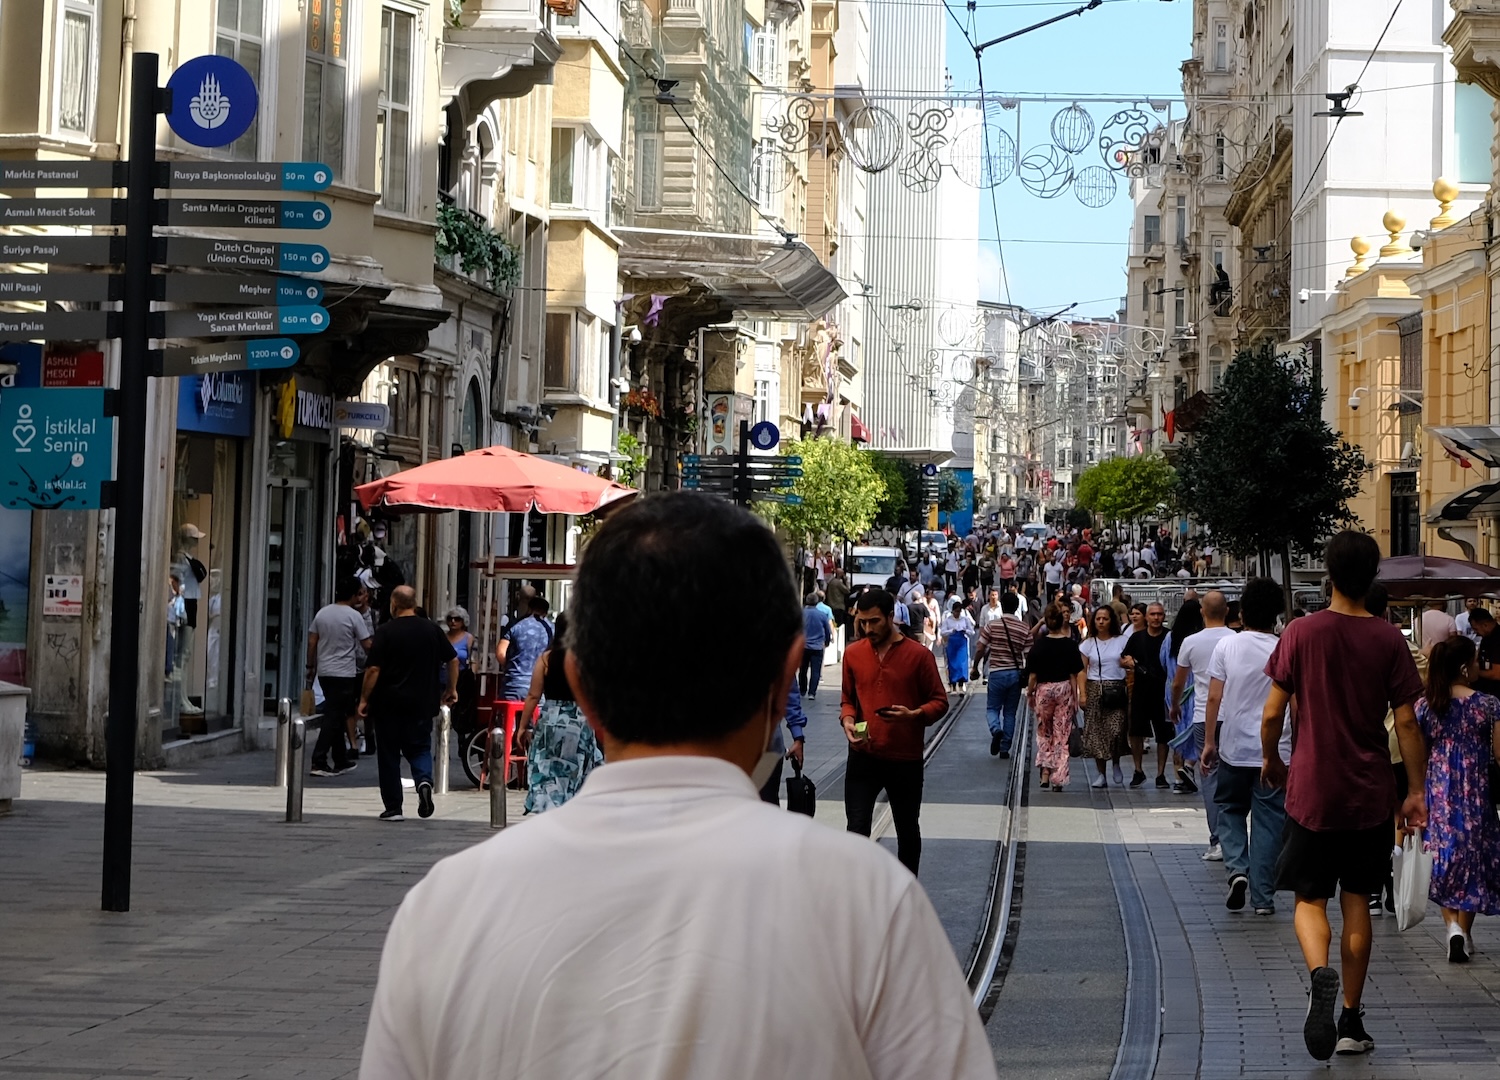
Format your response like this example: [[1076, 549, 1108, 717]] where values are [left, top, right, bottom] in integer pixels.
[[355, 445, 638, 515], [850, 413, 871, 443]]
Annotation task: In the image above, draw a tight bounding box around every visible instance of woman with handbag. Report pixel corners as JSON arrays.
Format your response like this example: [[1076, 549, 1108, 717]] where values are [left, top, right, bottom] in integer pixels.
[[1024, 604, 1085, 791], [1081, 605, 1130, 789], [1415, 637, 1500, 962]]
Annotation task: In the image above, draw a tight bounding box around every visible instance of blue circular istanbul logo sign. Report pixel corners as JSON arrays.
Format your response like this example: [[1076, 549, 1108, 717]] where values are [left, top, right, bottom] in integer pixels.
[[165, 55, 259, 148]]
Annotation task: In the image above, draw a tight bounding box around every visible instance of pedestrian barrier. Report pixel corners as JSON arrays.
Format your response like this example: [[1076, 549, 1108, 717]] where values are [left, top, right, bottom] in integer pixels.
[[273, 697, 291, 789], [285, 717, 305, 823], [488, 726, 507, 829], [435, 706, 451, 795]]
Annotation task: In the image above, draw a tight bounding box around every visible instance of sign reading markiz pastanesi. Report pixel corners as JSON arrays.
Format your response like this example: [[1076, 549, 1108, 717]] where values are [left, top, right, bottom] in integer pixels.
[[0, 387, 114, 509]]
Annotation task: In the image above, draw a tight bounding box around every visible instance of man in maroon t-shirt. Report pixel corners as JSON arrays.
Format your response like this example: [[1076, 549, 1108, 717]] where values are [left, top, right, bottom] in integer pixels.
[[1261, 531, 1425, 1063], [840, 589, 949, 875]]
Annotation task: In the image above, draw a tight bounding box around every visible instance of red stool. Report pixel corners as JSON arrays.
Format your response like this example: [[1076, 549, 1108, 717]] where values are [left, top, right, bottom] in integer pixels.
[[486, 699, 526, 790]]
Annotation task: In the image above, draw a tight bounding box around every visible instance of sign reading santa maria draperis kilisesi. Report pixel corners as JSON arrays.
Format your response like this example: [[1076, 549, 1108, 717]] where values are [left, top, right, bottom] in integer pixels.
[[0, 51, 335, 911]]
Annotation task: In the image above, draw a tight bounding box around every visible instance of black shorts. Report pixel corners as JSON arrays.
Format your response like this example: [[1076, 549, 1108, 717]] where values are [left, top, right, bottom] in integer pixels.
[[1275, 818, 1391, 899], [1128, 683, 1169, 741]]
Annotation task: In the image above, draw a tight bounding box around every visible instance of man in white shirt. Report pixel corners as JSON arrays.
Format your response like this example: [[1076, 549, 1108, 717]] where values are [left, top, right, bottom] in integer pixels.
[[1419, 600, 1457, 656], [1171, 590, 1237, 861], [1456, 597, 1482, 646], [1043, 550, 1065, 602], [1203, 577, 1290, 915], [1140, 543, 1157, 574], [359, 494, 996, 1080]]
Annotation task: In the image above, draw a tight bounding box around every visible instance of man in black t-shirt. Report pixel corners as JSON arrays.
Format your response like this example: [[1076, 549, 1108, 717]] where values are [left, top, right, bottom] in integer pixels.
[[1121, 603, 1170, 788], [359, 585, 458, 821]]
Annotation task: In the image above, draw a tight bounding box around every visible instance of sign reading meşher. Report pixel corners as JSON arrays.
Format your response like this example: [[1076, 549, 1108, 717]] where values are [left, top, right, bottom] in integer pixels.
[[155, 306, 328, 338], [160, 161, 332, 192], [159, 274, 324, 306], [0, 311, 116, 345], [153, 338, 300, 378], [0, 387, 115, 509], [159, 237, 329, 273], [163, 199, 330, 230]]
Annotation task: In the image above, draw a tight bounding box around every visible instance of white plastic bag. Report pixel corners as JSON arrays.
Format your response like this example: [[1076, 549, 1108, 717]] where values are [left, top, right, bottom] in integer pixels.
[[1393, 829, 1433, 932]]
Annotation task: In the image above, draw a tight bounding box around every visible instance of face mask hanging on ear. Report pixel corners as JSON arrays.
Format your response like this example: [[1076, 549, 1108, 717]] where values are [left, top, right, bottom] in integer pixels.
[[748, 692, 782, 790]]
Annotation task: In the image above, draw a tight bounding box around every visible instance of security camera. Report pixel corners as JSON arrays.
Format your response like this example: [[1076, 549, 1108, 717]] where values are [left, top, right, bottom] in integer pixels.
[[1348, 393, 1361, 411], [1298, 288, 1310, 304]]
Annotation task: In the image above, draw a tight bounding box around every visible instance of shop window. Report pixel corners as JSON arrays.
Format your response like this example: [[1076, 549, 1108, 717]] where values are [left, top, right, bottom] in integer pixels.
[[304, 0, 348, 181], [377, 6, 416, 213], [545, 312, 573, 390]]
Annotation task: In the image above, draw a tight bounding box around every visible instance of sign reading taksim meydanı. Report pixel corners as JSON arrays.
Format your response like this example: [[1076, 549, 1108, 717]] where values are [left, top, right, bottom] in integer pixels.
[[164, 54, 259, 148], [0, 388, 114, 509], [153, 338, 300, 378]]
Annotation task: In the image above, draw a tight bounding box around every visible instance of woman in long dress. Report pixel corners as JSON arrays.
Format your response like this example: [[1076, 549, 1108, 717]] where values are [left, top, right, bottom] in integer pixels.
[[1080, 605, 1129, 788], [940, 600, 976, 693], [518, 613, 603, 813], [1417, 637, 1500, 962]]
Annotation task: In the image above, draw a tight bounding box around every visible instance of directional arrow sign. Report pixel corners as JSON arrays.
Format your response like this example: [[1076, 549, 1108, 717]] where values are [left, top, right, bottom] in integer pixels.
[[163, 199, 331, 230], [752, 492, 803, 505], [158, 274, 324, 306], [0, 387, 114, 509], [0, 273, 119, 302], [0, 198, 125, 227], [152, 338, 300, 378], [0, 235, 120, 265], [156, 305, 328, 338], [0, 161, 125, 188], [160, 161, 333, 192], [0, 311, 116, 344], [159, 237, 329, 274]]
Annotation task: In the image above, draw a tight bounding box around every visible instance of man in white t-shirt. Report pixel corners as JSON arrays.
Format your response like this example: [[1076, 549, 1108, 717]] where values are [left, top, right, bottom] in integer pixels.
[[1043, 551, 1065, 603], [1419, 600, 1457, 656], [1456, 597, 1482, 646], [1203, 577, 1289, 914], [1140, 544, 1157, 574], [1171, 590, 1237, 861], [360, 495, 997, 1080]]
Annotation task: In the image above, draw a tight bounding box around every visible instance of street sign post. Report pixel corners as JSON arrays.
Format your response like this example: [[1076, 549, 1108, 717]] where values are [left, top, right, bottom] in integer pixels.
[[0, 160, 125, 188], [0, 235, 121, 265], [163, 199, 331, 229], [159, 237, 329, 273], [151, 338, 300, 378], [160, 161, 332, 192], [0, 311, 117, 344], [0, 198, 125, 226], [0, 273, 119, 302], [158, 274, 324, 306], [0, 387, 115, 509], [156, 305, 328, 338]]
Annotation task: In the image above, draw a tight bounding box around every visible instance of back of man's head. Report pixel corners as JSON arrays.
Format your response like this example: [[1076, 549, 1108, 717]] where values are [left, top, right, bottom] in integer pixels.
[[1239, 577, 1283, 632], [335, 576, 362, 603], [529, 595, 551, 615], [1325, 530, 1381, 601], [1200, 589, 1228, 624], [1363, 582, 1390, 619], [1001, 592, 1018, 614], [570, 494, 798, 746], [390, 585, 417, 613]]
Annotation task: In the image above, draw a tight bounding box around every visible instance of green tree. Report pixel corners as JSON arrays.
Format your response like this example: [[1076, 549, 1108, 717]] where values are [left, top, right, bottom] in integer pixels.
[[1176, 340, 1366, 603], [938, 470, 964, 513], [868, 451, 925, 529], [1075, 454, 1176, 523], [775, 437, 886, 540], [1065, 506, 1094, 532]]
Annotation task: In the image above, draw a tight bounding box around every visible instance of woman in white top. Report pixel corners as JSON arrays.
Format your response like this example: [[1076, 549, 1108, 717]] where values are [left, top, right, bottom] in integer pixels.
[[939, 601, 977, 693], [1080, 605, 1130, 787]]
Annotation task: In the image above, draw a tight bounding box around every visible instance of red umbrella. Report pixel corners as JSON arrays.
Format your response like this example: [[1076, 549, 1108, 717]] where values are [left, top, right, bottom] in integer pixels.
[[355, 445, 637, 515], [1376, 554, 1500, 601]]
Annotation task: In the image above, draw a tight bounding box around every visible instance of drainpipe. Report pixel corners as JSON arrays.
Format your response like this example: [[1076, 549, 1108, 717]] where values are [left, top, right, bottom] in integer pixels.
[[416, 368, 434, 603], [607, 305, 622, 478]]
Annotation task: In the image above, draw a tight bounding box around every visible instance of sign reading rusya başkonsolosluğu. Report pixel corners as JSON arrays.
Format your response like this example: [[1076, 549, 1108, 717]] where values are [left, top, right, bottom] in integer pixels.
[[0, 388, 114, 509]]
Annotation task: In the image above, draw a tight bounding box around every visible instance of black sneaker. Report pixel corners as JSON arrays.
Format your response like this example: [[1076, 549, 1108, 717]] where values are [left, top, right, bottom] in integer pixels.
[[990, 733, 1003, 756], [1335, 1007, 1374, 1055], [1129, 770, 1147, 788], [1448, 928, 1471, 964], [1303, 966, 1340, 1061], [334, 760, 358, 775], [378, 809, 404, 822], [417, 781, 435, 819], [309, 762, 335, 777], [1368, 895, 1383, 917], [1226, 875, 1248, 911], [1155, 775, 1170, 789], [1176, 769, 1198, 794]]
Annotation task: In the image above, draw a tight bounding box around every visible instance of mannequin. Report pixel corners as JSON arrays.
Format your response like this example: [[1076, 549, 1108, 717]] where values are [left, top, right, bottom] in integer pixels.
[[171, 523, 208, 715]]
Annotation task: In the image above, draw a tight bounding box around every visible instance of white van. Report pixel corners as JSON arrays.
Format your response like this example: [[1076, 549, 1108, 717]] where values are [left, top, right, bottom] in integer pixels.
[[919, 530, 949, 556], [1019, 522, 1050, 547], [849, 546, 903, 589]]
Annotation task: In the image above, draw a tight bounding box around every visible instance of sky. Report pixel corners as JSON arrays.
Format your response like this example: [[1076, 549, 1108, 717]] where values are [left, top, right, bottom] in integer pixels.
[[942, 0, 1193, 318]]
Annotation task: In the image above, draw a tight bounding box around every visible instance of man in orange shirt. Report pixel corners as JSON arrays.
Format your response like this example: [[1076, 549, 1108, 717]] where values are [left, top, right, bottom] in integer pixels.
[[840, 589, 950, 875]]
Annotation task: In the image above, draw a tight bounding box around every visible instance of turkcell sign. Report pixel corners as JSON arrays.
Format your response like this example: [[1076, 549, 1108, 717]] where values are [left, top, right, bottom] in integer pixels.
[[154, 338, 300, 378], [161, 161, 333, 192], [331, 401, 391, 431], [0, 273, 118, 302], [160, 237, 329, 273], [0, 387, 114, 509], [0, 160, 124, 188], [0, 236, 118, 265], [160, 274, 325, 306], [0, 198, 124, 226], [0, 311, 115, 344], [163, 199, 331, 230], [157, 305, 327, 338]]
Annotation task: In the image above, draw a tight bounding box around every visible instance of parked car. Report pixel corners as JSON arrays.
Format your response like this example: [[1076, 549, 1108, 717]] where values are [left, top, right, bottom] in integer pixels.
[[848, 546, 903, 591]]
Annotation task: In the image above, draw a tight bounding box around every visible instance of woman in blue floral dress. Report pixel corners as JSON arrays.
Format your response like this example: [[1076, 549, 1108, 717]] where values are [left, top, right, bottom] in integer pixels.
[[518, 613, 603, 813], [1416, 637, 1500, 963]]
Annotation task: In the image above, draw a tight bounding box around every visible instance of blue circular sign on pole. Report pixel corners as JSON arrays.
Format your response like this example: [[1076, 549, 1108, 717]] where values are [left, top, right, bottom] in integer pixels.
[[922, 463, 938, 477], [165, 55, 259, 148], [749, 421, 780, 451]]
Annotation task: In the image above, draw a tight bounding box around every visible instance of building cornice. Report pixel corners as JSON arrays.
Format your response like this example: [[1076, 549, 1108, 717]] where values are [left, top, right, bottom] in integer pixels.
[[1320, 295, 1421, 336], [1406, 248, 1487, 297]]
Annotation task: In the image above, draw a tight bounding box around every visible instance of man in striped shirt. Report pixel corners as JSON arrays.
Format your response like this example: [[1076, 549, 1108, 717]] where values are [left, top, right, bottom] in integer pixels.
[[977, 592, 1032, 758]]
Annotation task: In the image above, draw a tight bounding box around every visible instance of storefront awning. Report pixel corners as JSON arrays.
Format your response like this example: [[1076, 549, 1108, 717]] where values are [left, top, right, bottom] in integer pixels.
[[1429, 425, 1500, 470], [616, 227, 846, 321], [1428, 480, 1500, 522]]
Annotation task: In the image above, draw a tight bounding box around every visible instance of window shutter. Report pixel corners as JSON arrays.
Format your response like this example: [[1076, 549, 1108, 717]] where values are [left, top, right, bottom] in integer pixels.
[[638, 132, 661, 209]]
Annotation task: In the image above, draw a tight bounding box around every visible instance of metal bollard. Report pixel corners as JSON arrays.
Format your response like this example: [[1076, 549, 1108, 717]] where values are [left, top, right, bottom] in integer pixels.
[[274, 697, 291, 788], [285, 718, 306, 823], [488, 726, 507, 830], [435, 706, 451, 795]]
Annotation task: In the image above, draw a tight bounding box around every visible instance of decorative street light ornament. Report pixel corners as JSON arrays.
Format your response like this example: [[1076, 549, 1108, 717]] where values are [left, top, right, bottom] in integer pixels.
[[949, 121, 1016, 189], [845, 106, 904, 173], [1098, 108, 1158, 173], [1018, 145, 1074, 199], [1073, 165, 1117, 208], [1050, 104, 1095, 155]]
